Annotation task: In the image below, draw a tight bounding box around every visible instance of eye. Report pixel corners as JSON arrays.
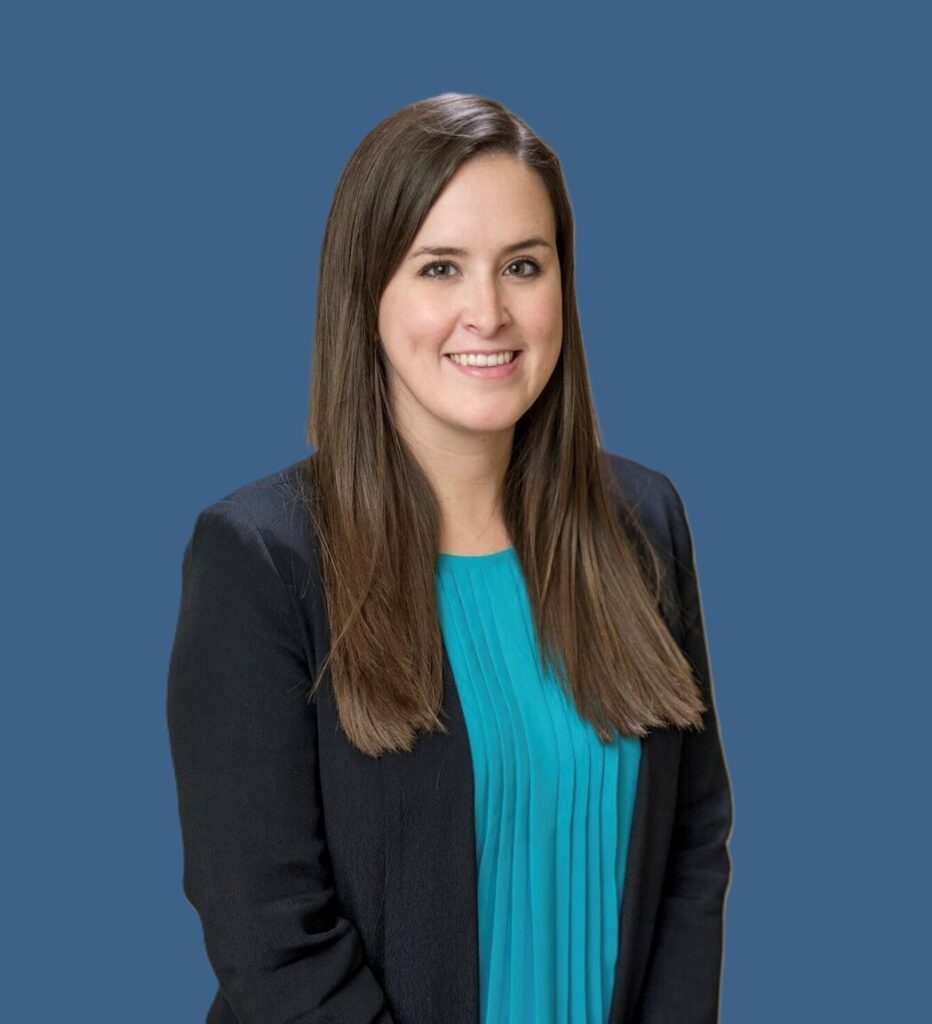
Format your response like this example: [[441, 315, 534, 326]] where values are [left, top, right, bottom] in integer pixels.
[[418, 257, 542, 280], [419, 260, 457, 280], [506, 257, 541, 278]]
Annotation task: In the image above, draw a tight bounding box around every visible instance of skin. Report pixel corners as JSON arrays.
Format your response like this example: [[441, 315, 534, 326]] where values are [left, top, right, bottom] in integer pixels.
[[377, 152, 563, 555]]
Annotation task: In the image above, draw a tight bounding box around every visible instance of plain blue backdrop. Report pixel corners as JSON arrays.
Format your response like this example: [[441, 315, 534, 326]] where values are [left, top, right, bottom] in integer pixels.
[[4, 1, 928, 1020]]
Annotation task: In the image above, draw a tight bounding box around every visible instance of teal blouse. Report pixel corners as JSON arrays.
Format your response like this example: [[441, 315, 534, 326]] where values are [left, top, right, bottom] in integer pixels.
[[435, 546, 642, 1023]]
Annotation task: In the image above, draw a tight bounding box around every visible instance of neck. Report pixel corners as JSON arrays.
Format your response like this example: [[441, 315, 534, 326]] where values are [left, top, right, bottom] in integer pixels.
[[401, 427, 514, 553]]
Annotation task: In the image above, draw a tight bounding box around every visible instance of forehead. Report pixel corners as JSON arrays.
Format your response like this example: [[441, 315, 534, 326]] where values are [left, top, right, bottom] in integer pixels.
[[411, 155, 555, 246]]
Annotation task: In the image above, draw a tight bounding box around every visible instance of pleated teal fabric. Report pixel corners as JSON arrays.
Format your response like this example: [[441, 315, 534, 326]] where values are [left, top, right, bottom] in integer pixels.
[[435, 545, 642, 1024]]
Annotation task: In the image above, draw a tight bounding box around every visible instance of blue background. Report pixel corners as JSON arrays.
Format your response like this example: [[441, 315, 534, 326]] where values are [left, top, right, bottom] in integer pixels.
[[4, 1, 928, 1020]]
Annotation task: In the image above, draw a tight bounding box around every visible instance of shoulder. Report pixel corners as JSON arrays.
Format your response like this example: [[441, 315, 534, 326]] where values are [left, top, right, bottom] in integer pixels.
[[599, 447, 683, 552], [187, 456, 318, 595]]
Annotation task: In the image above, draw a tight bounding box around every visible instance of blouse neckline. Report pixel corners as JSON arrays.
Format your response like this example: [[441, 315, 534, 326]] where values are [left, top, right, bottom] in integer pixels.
[[437, 546, 517, 568]]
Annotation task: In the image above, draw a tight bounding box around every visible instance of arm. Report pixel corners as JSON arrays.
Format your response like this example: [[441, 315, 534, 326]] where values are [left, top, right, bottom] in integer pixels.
[[166, 500, 395, 1024], [635, 476, 735, 1024]]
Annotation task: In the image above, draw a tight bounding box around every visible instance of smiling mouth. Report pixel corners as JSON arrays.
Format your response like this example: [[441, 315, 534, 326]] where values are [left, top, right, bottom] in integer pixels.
[[445, 350, 517, 367], [443, 349, 525, 379]]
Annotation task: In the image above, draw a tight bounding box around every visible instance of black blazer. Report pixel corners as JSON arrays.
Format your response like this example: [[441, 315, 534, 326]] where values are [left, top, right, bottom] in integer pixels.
[[166, 450, 733, 1024]]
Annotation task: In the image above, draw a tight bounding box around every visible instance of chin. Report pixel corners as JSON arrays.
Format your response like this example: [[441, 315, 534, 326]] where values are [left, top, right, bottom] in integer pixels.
[[453, 417, 519, 437]]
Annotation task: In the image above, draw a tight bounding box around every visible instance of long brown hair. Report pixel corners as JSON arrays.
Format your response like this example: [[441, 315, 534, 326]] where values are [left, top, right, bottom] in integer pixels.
[[301, 92, 706, 758]]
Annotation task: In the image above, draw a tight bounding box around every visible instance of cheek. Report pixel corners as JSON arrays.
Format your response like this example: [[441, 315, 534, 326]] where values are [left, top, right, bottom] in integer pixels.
[[380, 284, 454, 350], [412, 310, 453, 350], [524, 288, 563, 345]]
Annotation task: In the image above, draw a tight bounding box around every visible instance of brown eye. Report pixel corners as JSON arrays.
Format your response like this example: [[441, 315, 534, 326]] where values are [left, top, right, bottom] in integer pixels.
[[420, 261, 457, 279], [507, 258, 541, 277]]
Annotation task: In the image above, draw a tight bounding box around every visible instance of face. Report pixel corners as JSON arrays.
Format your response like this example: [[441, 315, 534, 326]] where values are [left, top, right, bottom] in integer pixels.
[[377, 153, 563, 453]]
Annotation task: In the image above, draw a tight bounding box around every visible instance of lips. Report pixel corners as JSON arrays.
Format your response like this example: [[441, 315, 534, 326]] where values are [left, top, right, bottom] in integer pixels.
[[442, 352, 518, 364], [443, 349, 524, 379]]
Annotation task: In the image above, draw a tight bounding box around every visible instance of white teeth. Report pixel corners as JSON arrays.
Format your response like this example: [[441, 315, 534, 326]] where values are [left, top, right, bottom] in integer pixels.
[[448, 351, 515, 367]]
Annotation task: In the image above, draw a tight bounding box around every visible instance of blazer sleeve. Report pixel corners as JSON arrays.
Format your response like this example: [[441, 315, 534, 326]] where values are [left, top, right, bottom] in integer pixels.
[[635, 476, 735, 1024], [165, 500, 395, 1024]]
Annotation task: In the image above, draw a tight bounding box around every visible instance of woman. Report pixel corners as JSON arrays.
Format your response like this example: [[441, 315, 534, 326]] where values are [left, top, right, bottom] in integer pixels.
[[167, 92, 733, 1024]]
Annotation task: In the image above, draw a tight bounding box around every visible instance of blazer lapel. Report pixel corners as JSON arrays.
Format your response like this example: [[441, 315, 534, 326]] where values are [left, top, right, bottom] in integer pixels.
[[380, 640, 481, 1024], [608, 723, 682, 1022]]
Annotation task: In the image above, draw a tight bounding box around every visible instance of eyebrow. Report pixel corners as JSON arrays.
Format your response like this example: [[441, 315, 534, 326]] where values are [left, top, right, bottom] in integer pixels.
[[408, 236, 553, 260]]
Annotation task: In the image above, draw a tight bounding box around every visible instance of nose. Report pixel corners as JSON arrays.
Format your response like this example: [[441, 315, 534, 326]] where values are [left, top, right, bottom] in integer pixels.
[[461, 274, 510, 337]]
